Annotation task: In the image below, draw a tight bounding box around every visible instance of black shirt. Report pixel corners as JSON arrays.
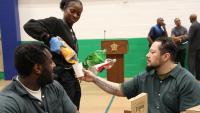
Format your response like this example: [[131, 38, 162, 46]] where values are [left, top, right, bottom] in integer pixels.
[[24, 17, 78, 68]]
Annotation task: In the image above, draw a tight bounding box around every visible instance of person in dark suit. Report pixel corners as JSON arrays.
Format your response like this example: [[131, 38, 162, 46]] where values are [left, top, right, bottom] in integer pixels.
[[23, 0, 83, 109], [188, 14, 200, 80]]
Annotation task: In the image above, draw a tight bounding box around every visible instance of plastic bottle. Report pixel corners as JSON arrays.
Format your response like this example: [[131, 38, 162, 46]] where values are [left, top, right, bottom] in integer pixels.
[[59, 41, 78, 64]]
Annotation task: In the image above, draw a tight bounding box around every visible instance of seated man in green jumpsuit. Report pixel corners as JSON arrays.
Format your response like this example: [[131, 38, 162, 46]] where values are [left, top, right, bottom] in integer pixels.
[[81, 38, 200, 113], [0, 43, 79, 113]]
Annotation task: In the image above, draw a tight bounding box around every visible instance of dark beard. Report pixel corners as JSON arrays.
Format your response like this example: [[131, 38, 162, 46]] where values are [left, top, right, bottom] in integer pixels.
[[39, 69, 54, 87], [146, 65, 157, 72]]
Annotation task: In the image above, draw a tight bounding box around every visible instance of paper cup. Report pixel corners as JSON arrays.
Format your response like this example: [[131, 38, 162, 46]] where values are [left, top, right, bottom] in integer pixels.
[[72, 62, 84, 78]]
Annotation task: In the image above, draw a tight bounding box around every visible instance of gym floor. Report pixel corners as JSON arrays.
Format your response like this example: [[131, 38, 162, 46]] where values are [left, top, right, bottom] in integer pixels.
[[0, 80, 130, 113]]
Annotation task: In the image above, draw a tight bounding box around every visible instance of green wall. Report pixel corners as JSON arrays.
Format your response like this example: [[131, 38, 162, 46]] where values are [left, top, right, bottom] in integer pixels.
[[0, 38, 149, 79], [0, 72, 4, 80], [77, 38, 149, 78]]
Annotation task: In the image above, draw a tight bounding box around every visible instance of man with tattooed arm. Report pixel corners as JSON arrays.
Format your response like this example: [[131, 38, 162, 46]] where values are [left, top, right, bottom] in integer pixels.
[[80, 38, 200, 113]]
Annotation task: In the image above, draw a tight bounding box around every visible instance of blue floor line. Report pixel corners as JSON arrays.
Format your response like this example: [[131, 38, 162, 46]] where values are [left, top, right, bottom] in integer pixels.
[[104, 95, 115, 113]]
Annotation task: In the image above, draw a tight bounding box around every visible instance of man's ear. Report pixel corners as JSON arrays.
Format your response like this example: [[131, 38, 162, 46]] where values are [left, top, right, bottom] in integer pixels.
[[33, 64, 42, 75], [162, 53, 170, 62]]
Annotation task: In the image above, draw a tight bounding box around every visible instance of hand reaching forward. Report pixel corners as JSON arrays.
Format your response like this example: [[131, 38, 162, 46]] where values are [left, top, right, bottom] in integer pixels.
[[79, 69, 96, 82]]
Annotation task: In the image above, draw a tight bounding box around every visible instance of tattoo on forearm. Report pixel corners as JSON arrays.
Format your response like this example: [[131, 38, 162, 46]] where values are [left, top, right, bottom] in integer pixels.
[[94, 77, 118, 95]]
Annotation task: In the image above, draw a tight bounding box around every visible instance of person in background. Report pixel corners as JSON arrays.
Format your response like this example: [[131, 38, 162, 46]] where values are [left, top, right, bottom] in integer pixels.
[[148, 17, 168, 46], [81, 38, 200, 113], [188, 14, 200, 81], [23, 0, 83, 109], [171, 18, 188, 67], [0, 43, 79, 113]]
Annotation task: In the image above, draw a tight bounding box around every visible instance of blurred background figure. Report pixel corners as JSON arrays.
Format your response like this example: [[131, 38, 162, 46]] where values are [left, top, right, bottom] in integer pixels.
[[147, 17, 168, 46], [171, 18, 188, 67], [188, 14, 200, 81]]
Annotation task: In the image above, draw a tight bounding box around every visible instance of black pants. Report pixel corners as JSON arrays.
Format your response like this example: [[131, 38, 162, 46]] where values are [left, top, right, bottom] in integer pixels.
[[188, 49, 200, 80], [196, 50, 200, 80], [176, 48, 186, 67], [54, 67, 81, 110]]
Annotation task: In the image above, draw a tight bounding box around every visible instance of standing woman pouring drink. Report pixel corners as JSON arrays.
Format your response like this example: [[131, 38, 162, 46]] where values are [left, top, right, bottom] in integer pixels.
[[24, 0, 83, 109]]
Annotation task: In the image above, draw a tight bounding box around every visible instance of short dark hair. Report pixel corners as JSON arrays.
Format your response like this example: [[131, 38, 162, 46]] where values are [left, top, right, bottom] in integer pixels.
[[155, 38, 177, 62], [174, 18, 180, 22], [14, 43, 49, 76], [60, 0, 82, 11]]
